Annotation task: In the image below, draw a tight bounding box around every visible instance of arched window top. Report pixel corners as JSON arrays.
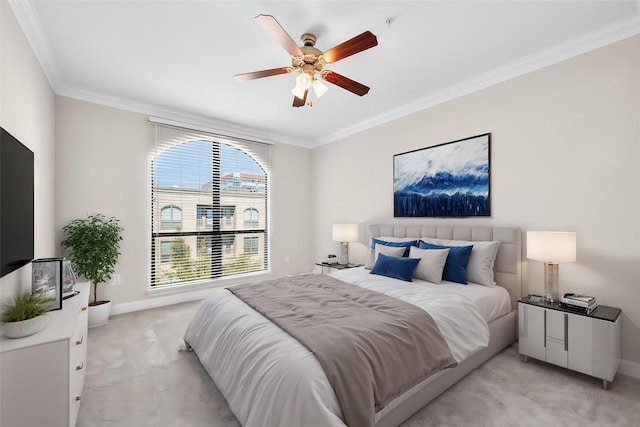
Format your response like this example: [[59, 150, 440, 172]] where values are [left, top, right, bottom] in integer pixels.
[[161, 205, 182, 229], [243, 208, 259, 227]]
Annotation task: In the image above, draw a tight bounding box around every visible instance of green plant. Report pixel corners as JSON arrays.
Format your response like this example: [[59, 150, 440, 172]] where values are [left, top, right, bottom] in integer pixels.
[[0, 291, 54, 323], [61, 214, 123, 305]]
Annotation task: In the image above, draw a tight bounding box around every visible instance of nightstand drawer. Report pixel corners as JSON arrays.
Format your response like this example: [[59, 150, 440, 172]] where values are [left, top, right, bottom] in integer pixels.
[[546, 338, 568, 367], [546, 310, 566, 342]]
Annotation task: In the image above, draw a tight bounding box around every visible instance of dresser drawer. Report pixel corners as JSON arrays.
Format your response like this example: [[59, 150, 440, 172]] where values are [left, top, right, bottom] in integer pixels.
[[69, 304, 89, 426]]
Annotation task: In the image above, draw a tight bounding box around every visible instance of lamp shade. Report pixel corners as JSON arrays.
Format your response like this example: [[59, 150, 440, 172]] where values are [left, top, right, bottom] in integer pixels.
[[527, 231, 576, 262], [332, 224, 358, 243], [312, 79, 328, 98]]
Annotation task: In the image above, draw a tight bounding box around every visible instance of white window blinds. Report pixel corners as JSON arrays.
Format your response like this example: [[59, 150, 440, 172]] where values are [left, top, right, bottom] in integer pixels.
[[150, 121, 270, 287]]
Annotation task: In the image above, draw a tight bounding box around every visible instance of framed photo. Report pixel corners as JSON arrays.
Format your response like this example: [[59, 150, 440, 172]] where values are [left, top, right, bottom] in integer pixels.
[[394, 133, 491, 217], [31, 258, 63, 311]]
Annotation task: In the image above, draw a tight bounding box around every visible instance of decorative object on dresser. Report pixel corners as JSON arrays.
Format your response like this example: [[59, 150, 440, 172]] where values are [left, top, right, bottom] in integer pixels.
[[526, 231, 576, 302], [393, 133, 491, 217], [0, 291, 54, 338], [31, 258, 67, 311], [518, 297, 621, 390], [1, 282, 89, 427], [61, 214, 123, 328], [332, 223, 359, 265]]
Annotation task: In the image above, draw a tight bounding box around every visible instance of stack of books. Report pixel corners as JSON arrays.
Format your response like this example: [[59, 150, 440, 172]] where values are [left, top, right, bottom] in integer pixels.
[[560, 293, 597, 314]]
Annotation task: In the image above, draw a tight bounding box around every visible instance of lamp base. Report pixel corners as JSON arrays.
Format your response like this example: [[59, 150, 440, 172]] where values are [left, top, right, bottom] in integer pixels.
[[544, 262, 559, 302], [338, 242, 349, 265]]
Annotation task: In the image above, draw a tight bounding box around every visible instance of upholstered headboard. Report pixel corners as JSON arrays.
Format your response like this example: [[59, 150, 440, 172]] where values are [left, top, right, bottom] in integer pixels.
[[367, 225, 522, 309]]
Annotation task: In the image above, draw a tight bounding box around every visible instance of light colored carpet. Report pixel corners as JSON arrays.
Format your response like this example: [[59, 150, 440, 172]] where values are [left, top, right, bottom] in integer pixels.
[[78, 300, 640, 427]]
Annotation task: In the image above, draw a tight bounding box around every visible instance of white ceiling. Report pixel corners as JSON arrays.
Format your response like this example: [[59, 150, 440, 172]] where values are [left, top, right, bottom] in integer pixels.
[[10, 1, 640, 147]]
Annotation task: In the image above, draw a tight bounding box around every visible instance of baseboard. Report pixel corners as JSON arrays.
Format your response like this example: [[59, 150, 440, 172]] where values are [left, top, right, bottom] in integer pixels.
[[619, 359, 640, 380]]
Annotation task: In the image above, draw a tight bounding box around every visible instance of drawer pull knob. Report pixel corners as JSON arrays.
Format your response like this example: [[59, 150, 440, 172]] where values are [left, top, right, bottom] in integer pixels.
[[76, 363, 84, 371], [75, 336, 84, 346], [75, 396, 81, 402]]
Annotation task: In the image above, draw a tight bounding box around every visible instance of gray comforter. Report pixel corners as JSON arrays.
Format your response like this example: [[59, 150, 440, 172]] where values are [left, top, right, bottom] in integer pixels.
[[228, 274, 457, 427]]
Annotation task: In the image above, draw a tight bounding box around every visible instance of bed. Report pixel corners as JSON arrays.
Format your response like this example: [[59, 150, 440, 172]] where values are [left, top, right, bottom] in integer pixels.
[[184, 225, 521, 427]]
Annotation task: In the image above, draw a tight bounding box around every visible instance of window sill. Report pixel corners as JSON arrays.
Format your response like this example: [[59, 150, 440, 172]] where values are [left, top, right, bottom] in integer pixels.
[[147, 270, 271, 297]]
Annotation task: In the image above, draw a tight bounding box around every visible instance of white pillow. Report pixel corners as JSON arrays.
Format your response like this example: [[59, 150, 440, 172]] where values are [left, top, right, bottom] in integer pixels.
[[364, 244, 406, 269], [409, 246, 450, 284], [364, 237, 417, 269], [423, 238, 500, 287]]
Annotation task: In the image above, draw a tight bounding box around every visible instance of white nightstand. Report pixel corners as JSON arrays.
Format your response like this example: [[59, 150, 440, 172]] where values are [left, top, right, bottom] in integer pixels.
[[518, 297, 621, 390]]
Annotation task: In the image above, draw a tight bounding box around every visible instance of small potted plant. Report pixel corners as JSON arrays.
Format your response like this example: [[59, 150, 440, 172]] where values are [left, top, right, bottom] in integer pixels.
[[62, 214, 123, 327], [1, 291, 54, 338]]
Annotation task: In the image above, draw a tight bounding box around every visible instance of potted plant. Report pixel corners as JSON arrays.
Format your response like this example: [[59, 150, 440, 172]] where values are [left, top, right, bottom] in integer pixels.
[[61, 214, 123, 327], [1, 291, 54, 338]]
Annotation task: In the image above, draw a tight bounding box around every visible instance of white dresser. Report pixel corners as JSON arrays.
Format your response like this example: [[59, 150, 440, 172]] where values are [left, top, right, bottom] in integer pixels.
[[1, 282, 89, 427], [518, 298, 621, 389]]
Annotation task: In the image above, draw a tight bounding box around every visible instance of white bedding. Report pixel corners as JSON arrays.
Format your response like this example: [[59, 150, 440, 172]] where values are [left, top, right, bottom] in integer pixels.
[[184, 269, 510, 427], [332, 268, 512, 323]]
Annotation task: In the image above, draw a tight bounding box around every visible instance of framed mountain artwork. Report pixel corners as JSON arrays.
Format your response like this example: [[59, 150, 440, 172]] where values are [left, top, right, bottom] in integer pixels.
[[394, 133, 491, 217]]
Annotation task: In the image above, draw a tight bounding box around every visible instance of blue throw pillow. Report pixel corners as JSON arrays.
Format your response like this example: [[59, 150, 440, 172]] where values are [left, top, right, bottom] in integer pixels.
[[418, 241, 473, 284], [370, 238, 417, 257], [370, 253, 421, 282]]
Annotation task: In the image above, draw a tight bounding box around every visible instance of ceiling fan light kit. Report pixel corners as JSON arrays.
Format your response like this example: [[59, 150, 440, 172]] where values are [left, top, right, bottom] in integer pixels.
[[235, 14, 377, 107]]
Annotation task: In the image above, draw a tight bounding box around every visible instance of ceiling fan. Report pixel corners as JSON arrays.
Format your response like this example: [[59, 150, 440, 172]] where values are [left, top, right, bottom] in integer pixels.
[[235, 14, 378, 107]]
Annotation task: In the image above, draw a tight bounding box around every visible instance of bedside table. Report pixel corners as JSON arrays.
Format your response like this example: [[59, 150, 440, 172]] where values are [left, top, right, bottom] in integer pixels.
[[518, 297, 621, 390], [314, 263, 362, 274]]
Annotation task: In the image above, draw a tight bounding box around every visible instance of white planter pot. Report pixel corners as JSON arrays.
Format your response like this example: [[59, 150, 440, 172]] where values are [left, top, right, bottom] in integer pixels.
[[2, 315, 48, 338], [88, 301, 112, 328]]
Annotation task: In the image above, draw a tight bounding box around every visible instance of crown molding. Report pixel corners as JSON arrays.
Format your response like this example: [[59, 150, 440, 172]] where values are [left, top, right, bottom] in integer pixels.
[[313, 13, 640, 147], [62, 83, 308, 147], [55, 83, 305, 146], [8, 0, 61, 88]]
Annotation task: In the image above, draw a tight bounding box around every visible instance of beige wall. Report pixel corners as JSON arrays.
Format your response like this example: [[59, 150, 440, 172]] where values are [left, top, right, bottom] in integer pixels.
[[55, 97, 312, 305], [0, 2, 56, 299], [312, 35, 640, 366]]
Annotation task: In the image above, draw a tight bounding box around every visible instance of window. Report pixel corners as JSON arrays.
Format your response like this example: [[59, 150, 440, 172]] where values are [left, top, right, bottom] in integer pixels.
[[161, 205, 182, 229], [160, 241, 173, 262], [150, 122, 270, 287], [196, 205, 214, 231], [243, 208, 259, 227], [244, 236, 259, 254], [222, 206, 235, 226]]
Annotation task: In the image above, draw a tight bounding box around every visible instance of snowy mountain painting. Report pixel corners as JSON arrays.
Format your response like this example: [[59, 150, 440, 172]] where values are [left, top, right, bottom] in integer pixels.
[[394, 134, 490, 217]]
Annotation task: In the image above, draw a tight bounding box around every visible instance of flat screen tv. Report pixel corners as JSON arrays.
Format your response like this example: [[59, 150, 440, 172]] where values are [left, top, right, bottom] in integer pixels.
[[1, 127, 34, 278]]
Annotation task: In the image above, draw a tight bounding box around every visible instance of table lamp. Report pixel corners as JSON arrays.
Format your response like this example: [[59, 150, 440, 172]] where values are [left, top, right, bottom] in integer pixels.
[[332, 224, 358, 265], [527, 231, 576, 302]]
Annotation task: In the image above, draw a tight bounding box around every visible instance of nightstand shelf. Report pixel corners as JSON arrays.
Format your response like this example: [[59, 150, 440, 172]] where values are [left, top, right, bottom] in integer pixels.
[[518, 297, 621, 390], [314, 263, 362, 274]]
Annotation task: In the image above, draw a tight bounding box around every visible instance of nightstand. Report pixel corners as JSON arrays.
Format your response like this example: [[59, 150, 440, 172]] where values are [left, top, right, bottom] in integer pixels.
[[518, 297, 621, 389], [314, 263, 362, 274]]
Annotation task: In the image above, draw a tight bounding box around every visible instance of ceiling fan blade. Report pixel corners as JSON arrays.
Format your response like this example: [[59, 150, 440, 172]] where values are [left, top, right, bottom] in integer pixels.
[[322, 31, 378, 64], [235, 67, 292, 81], [322, 71, 370, 96], [256, 14, 303, 57], [293, 90, 308, 107]]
